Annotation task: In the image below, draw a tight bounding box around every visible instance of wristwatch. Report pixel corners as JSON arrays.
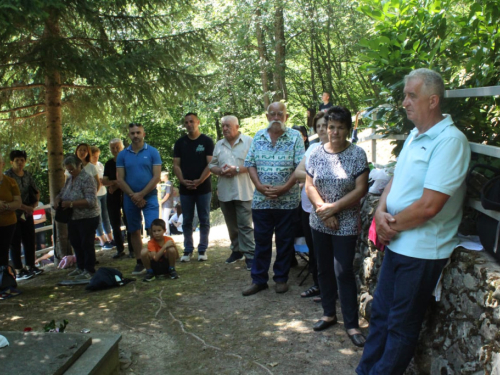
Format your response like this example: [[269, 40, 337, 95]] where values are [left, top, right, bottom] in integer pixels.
[[236, 166, 240, 174]]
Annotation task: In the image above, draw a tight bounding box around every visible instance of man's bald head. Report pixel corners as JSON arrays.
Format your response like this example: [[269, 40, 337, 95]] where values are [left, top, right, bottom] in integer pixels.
[[221, 115, 240, 142], [266, 102, 289, 131]]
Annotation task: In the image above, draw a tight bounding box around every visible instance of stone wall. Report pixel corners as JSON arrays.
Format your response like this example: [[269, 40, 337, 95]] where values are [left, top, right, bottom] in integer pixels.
[[355, 194, 500, 375]]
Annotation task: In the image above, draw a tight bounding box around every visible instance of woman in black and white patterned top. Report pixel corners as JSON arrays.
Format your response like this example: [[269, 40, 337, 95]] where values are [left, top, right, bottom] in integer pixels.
[[306, 106, 369, 347]]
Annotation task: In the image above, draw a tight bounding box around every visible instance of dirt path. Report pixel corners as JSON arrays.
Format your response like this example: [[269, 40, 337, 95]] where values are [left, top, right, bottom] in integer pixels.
[[0, 225, 367, 374]]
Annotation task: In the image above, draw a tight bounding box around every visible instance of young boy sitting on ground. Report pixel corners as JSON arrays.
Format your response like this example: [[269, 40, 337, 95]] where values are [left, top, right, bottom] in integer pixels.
[[141, 219, 179, 281]]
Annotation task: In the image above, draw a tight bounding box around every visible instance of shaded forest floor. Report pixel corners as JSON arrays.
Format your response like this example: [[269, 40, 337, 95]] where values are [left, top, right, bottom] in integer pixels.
[[0, 224, 370, 375]]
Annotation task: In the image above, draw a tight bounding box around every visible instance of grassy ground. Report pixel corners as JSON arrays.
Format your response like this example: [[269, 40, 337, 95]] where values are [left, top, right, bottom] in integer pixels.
[[0, 221, 367, 374]]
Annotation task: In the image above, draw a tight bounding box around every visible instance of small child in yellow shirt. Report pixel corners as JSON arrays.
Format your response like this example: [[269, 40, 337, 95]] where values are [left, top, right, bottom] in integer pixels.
[[141, 219, 179, 282]]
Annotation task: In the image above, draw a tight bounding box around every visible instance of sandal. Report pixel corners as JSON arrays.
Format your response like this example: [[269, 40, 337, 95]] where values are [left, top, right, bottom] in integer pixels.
[[301, 285, 320, 298], [347, 331, 366, 347]]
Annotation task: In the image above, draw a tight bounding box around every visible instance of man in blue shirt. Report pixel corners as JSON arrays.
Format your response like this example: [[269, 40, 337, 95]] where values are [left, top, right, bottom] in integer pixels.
[[242, 102, 305, 296], [356, 69, 470, 374], [117, 123, 162, 274]]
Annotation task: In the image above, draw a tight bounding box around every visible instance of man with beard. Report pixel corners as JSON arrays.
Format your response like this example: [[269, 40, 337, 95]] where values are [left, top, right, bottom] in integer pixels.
[[242, 102, 305, 295], [117, 123, 162, 274]]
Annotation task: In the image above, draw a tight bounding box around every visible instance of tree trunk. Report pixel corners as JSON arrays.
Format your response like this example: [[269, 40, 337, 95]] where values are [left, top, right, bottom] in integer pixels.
[[214, 117, 222, 141], [273, 4, 286, 101], [44, 11, 72, 260], [255, 7, 270, 109]]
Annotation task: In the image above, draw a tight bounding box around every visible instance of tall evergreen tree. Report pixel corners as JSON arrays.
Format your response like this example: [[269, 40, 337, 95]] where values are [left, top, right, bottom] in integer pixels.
[[0, 0, 213, 258]]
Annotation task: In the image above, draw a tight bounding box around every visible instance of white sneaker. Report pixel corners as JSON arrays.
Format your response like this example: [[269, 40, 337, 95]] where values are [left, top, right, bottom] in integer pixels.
[[180, 253, 193, 262], [198, 253, 208, 262]]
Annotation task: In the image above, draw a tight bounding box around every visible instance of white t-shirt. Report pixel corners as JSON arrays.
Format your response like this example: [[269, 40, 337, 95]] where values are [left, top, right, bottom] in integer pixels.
[[94, 162, 107, 196], [301, 143, 321, 213], [169, 213, 183, 232]]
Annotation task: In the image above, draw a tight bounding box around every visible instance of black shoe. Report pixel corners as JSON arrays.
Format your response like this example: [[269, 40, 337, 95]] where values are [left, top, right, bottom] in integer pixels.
[[112, 251, 125, 259], [301, 285, 320, 298], [225, 252, 245, 264], [143, 273, 156, 282], [29, 266, 44, 276], [169, 268, 179, 280], [347, 332, 366, 347], [127, 253, 135, 259], [313, 317, 338, 332], [242, 283, 268, 296], [16, 269, 34, 281], [132, 264, 146, 275]]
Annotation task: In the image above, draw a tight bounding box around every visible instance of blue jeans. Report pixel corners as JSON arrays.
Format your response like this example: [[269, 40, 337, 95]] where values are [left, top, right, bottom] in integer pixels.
[[180, 192, 211, 254], [356, 249, 448, 375], [96, 194, 112, 236], [251, 209, 296, 284]]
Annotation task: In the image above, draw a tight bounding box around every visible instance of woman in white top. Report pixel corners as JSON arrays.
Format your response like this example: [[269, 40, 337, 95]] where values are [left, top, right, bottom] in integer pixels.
[[169, 203, 183, 235], [90, 146, 114, 249]]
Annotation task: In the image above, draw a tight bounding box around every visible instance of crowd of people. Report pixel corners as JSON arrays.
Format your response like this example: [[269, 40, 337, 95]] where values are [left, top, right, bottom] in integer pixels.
[[0, 68, 472, 374]]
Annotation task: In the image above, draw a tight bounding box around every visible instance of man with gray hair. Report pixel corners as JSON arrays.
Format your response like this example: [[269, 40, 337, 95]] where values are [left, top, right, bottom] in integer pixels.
[[356, 68, 471, 374], [103, 138, 133, 259], [242, 102, 305, 295], [209, 115, 255, 269]]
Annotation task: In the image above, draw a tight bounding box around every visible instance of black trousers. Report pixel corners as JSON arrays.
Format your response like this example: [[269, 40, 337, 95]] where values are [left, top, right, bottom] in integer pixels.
[[1, 224, 16, 267], [68, 216, 99, 273], [10, 215, 36, 269], [107, 190, 133, 255], [312, 229, 359, 329]]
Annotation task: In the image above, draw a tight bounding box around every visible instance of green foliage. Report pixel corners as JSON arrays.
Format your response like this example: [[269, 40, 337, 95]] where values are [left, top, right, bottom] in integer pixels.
[[43, 319, 69, 333], [357, 0, 500, 155]]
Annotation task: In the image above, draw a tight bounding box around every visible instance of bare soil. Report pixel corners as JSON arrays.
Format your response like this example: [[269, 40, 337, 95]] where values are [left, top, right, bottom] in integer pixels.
[[0, 225, 367, 375]]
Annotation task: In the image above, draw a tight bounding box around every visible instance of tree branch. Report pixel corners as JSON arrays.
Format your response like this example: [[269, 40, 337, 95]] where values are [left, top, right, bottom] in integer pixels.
[[0, 84, 45, 92], [0, 111, 46, 121], [0, 103, 45, 113]]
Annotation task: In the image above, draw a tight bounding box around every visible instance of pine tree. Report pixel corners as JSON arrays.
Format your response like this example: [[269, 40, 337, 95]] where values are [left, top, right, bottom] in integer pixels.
[[0, 0, 213, 258]]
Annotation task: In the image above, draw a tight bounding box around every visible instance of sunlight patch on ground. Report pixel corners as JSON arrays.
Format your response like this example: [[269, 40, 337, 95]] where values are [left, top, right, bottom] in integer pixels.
[[78, 312, 85, 316], [10, 316, 23, 321], [276, 335, 288, 342], [339, 348, 356, 355], [277, 319, 309, 333], [260, 331, 272, 337]]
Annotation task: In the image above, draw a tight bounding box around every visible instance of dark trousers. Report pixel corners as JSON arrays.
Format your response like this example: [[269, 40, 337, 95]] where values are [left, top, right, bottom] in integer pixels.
[[356, 249, 448, 375], [107, 190, 132, 254], [1, 224, 16, 267], [68, 216, 99, 273], [301, 208, 319, 286], [312, 229, 359, 329], [169, 224, 182, 235], [10, 215, 36, 269], [251, 208, 296, 285]]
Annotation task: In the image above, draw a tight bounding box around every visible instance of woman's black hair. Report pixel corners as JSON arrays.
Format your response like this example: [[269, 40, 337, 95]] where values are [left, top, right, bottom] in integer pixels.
[[151, 218, 166, 231], [9, 150, 27, 161], [325, 106, 353, 132], [175, 203, 182, 216], [292, 125, 309, 150]]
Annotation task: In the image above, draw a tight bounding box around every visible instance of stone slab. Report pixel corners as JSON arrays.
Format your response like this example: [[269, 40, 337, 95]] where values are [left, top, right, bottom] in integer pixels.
[[0, 331, 91, 375], [64, 333, 122, 375]]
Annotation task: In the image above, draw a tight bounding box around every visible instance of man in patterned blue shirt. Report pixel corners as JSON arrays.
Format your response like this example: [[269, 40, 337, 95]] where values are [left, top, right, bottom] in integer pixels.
[[242, 102, 305, 296]]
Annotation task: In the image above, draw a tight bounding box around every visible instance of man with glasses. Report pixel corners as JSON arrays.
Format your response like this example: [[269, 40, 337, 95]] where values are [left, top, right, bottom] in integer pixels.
[[117, 123, 162, 274], [242, 102, 305, 295]]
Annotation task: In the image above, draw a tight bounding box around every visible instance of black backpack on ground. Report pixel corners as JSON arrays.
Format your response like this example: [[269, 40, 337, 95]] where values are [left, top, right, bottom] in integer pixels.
[[0, 265, 17, 290], [85, 267, 134, 291]]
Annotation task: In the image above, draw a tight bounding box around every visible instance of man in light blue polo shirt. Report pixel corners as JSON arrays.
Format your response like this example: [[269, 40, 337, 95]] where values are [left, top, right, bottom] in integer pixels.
[[357, 69, 470, 374], [117, 123, 162, 274]]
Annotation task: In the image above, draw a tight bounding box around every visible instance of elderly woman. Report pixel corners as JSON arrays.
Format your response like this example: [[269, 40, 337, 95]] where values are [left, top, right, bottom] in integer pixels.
[[306, 106, 369, 347], [5, 150, 43, 280], [0, 154, 22, 269], [294, 112, 334, 299], [55, 154, 100, 280]]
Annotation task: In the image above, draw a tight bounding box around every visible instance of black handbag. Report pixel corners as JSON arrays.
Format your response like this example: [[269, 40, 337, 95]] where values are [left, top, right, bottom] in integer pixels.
[[0, 265, 17, 290], [55, 203, 73, 224]]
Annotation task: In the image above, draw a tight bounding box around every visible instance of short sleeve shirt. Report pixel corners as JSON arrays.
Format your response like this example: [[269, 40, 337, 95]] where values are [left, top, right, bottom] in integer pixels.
[[173, 134, 214, 196], [147, 235, 175, 262], [116, 143, 162, 198], [301, 142, 321, 213], [208, 133, 254, 202], [0, 174, 20, 226], [307, 144, 369, 235], [95, 162, 107, 196], [4, 169, 38, 217], [244, 127, 305, 209], [386, 115, 471, 260], [160, 181, 173, 208]]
